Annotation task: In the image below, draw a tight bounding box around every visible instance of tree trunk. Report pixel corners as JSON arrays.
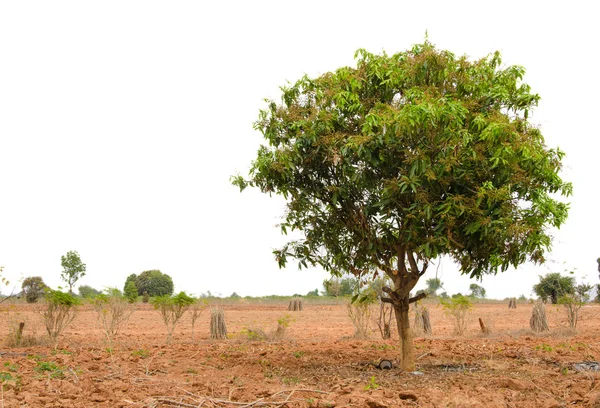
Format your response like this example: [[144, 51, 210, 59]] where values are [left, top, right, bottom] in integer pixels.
[[393, 296, 415, 371]]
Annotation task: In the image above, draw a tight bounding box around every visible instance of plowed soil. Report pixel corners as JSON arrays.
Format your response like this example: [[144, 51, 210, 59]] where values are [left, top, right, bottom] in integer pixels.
[[2, 301, 600, 407]]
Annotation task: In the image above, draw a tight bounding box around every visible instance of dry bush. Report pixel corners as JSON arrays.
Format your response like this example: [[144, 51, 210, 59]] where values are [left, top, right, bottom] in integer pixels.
[[372, 301, 393, 339], [558, 294, 585, 333], [2, 304, 44, 347], [93, 289, 135, 345], [189, 298, 208, 341], [347, 301, 371, 339], [242, 315, 294, 341]]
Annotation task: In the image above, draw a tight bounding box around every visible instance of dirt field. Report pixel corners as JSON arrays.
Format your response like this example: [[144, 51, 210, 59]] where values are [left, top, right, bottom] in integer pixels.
[[1, 300, 600, 407]]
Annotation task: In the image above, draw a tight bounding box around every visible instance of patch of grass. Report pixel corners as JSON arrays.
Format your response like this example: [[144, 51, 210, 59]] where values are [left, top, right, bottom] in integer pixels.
[[535, 343, 553, 352], [3, 362, 18, 372], [186, 368, 198, 374], [292, 351, 305, 358], [34, 361, 66, 379], [364, 375, 379, 390], [132, 349, 150, 359], [0, 371, 22, 390], [370, 343, 396, 351], [282, 376, 300, 385]]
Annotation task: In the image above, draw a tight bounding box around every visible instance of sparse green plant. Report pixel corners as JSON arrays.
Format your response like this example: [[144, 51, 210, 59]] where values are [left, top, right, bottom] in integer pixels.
[[3, 362, 18, 372], [40, 289, 80, 344], [132, 349, 150, 359], [190, 298, 208, 341], [151, 292, 196, 343], [142, 291, 150, 303], [93, 288, 135, 345], [440, 295, 472, 335], [558, 293, 585, 332], [78, 285, 102, 298], [535, 343, 553, 352], [34, 361, 65, 378], [292, 351, 305, 358], [0, 371, 21, 391], [364, 375, 379, 390]]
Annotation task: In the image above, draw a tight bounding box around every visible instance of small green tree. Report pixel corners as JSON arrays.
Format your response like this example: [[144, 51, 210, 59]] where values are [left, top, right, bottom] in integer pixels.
[[78, 285, 101, 298], [60, 251, 86, 294], [41, 290, 80, 344], [123, 273, 137, 294], [22, 276, 47, 303], [533, 273, 575, 304], [151, 292, 195, 343], [124, 280, 138, 303], [135, 270, 174, 297], [323, 276, 358, 296], [469, 283, 486, 298], [441, 295, 472, 335]]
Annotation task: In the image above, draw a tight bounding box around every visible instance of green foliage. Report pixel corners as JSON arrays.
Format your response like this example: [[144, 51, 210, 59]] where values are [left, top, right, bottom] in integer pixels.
[[60, 251, 86, 294], [425, 278, 443, 296], [468, 283, 486, 298], [440, 294, 472, 335], [151, 292, 196, 343], [233, 40, 571, 280], [135, 270, 174, 297], [322, 276, 358, 296], [42, 290, 80, 342], [124, 273, 137, 293], [533, 273, 575, 304], [142, 291, 150, 303], [306, 288, 319, 296], [364, 376, 379, 390], [78, 285, 101, 298], [124, 280, 138, 303], [21, 276, 47, 303], [35, 361, 65, 378], [230, 292, 241, 299]]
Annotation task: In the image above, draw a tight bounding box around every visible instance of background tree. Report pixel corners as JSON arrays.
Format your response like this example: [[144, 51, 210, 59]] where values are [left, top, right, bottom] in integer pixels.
[[469, 283, 487, 298], [425, 278, 443, 296], [78, 285, 101, 298], [323, 276, 358, 296], [61, 250, 86, 294], [22, 276, 47, 303], [135, 270, 174, 297], [124, 280, 138, 303], [123, 273, 137, 294], [533, 272, 575, 304], [306, 288, 319, 296], [233, 40, 571, 370]]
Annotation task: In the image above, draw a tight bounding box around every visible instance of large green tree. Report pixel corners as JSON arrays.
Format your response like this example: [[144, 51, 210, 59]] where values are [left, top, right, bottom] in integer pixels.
[[533, 272, 575, 304], [61, 251, 86, 294], [135, 270, 174, 297], [233, 41, 570, 370], [22, 276, 48, 303]]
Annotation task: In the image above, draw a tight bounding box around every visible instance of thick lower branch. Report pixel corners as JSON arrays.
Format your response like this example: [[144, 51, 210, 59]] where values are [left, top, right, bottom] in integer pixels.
[[409, 292, 427, 304]]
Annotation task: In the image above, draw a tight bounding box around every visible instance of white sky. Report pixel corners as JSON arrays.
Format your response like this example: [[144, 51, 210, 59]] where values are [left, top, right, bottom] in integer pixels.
[[1, 1, 598, 299]]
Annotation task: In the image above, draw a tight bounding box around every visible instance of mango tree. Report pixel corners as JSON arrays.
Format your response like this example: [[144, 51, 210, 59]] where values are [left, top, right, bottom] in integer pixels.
[[232, 40, 571, 370]]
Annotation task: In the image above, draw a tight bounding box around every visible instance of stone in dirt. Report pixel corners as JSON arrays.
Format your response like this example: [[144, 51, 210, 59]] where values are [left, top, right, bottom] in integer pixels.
[[497, 377, 529, 391]]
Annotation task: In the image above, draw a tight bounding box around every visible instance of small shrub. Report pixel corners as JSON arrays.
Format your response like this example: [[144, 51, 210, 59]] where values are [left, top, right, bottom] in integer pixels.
[[347, 298, 373, 339], [189, 298, 208, 341], [558, 293, 585, 332], [142, 291, 150, 303], [441, 294, 472, 335], [22, 277, 47, 303], [93, 289, 135, 345], [152, 292, 196, 343], [40, 290, 80, 344]]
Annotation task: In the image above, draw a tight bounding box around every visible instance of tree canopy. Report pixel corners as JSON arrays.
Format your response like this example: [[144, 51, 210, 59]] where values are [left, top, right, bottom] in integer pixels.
[[233, 40, 570, 370], [22, 276, 47, 303], [135, 270, 174, 297], [468, 283, 486, 298], [61, 251, 86, 294], [533, 272, 575, 304]]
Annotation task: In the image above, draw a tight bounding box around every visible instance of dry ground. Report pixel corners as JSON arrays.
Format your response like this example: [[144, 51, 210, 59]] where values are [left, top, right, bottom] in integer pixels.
[[2, 300, 600, 407]]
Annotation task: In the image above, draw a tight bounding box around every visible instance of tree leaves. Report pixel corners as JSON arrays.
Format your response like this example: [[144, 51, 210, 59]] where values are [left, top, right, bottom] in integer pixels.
[[235, 40, 571, 284]]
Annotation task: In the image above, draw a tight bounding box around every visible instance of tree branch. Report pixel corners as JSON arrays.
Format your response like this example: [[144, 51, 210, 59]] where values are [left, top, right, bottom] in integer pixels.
[[381, 297, 393, 304], [419, 259, 429, 277], [409, 292, 427, 304], [407, 250, 419, 276]]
